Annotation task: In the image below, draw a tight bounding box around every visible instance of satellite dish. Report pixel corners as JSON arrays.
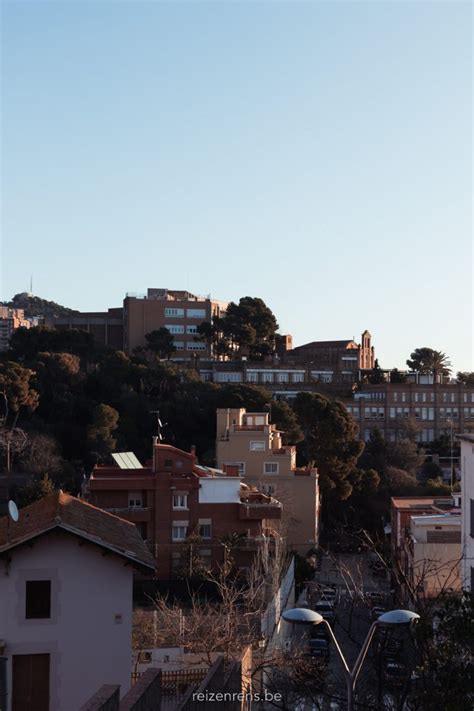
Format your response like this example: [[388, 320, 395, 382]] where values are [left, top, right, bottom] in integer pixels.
[[8, 500, 19, 522]]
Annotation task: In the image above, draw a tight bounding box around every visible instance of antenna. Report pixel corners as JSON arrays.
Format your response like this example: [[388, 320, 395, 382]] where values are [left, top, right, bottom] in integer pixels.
[[150, 411, 167, 442]]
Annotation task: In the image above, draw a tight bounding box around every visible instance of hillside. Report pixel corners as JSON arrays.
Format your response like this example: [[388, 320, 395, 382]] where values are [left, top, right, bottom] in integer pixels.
[[1, 293, 79, 318]]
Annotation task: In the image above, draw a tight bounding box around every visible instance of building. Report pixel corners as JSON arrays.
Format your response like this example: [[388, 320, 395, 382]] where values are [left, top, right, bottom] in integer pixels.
[[287, 329, 375, 381], [88, 442, 282, 580], [0, 307, 31, 351], [215, 408, 320, 554], [52, 307, 124, 349], [458, 433, 474, 590], [343, 379, 474, 445], [123, 289, 227, 356], [398, 512, 462, 603], [51, 288, 227, 357], [0, 491, 155, 711], [391, 495, 461, 603]]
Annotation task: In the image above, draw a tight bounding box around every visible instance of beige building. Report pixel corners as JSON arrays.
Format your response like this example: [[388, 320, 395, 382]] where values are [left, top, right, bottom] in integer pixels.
[[399, 512, 462, 604], [215, 408, 320, 554]]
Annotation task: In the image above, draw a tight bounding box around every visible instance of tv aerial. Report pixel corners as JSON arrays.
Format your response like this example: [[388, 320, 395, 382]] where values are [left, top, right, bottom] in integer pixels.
[[150, 411, 168, 442]]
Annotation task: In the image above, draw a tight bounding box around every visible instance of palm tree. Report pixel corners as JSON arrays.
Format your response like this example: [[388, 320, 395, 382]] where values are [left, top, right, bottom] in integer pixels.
[[406, 348, 451, 377]]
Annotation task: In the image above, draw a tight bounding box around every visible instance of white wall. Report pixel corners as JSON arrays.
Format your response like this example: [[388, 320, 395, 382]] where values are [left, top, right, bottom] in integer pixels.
[[0, 532, 133, 710], [199, 478, 241, 504], [461, 438, 474, 589]]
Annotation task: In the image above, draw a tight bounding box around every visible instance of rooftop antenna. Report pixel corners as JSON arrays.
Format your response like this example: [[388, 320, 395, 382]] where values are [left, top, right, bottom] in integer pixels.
[[150, 410, 167, 442]]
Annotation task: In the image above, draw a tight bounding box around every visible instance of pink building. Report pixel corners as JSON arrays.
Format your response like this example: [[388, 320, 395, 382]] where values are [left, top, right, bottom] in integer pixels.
[[0, 491, 155, 711]]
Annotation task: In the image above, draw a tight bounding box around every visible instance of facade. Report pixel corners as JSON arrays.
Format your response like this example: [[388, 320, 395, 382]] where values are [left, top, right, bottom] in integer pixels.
[[215, 409, 320, 554], [123, 289, 227, 356], [398, 513, 462, 603], [0, 307, 31, 351], [458, 433, 474, 590], [391, 495, 461, 603], [0, 491, 155, 711], [287, 329, 375, 380], [52, 307, 124, 349], [343, 380, 474, 444], [88, 442, 282, 579]]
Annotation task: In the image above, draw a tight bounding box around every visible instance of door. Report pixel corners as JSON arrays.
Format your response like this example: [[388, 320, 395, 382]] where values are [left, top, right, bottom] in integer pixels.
[[12, 654, 50, 711]]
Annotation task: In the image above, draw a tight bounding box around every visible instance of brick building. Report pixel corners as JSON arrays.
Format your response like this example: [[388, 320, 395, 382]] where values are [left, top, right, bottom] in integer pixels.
[[215, 408, 320, 554], [88, 442, 281, 579], [52, 307, 124, 349]]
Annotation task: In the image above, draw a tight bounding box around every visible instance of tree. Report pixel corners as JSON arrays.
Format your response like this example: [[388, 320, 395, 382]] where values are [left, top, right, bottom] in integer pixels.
[[366, 359, 385, 384], [457, 371, 474, 385], [0, 361, 39, 417], [144, 328, 176, 360], [418, 460, 444, 483], [390, 368, 407, 383], [87, 404, 119, 458], [269, 400, 303, 445], [219, 297, 279, 359], [406, 348, 451, 377], [293, 392, 364, 500], [15, 474, 56, 508]]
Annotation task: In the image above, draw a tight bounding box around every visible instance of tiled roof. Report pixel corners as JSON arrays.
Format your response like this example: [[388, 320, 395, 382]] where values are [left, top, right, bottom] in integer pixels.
[[0, 491, 155, 569], [293, 340, 357, 349]]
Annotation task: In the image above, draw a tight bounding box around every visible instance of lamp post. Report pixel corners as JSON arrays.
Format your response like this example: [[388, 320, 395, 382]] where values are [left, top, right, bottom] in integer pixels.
[[282, 607, 420, 711]]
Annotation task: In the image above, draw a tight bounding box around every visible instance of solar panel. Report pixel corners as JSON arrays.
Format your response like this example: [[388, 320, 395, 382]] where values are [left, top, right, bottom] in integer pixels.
[[112, 452, 143, 469]]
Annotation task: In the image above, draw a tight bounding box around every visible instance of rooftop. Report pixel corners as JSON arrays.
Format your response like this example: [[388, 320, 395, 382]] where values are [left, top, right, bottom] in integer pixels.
[[0, 491, 155, 569]]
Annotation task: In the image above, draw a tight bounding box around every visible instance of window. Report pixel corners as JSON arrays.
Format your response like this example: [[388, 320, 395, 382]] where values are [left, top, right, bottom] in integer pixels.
[[186, 325, 198, 334], [128, 492, 142, 508], [401, 392, 407, 402], [277, 372, 289, 383], [353, 407, 359, 417], [364, 407, 371, 419], [247, 372, 258, 383], [291, 373, 305, 383], [172, 494, 188, 509], [414, 408, 420, 420], [261, 483, 276, 495], [173, 341, 184, 350], [26, 581, 51, 619], [393, 393, 398, 402], [264, 462, 279, 474], [250, 441, 265, 451], [165, 324, 185, 334], [198, 524, 212, 539], [443, 393, 448, 402], [172, 524, 188, 541], [165, 308, 184, 317], [186, 342, 206, 350], [389, 408, 396, 419], [262, 372, 274, 383], [187, 309, 206, 319]]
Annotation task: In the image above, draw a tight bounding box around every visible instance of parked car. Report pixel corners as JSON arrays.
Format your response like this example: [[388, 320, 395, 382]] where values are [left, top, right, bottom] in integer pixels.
[[383, 657, 407, 688], [308, 638, 330, 661], [314, 601, 335, 625]]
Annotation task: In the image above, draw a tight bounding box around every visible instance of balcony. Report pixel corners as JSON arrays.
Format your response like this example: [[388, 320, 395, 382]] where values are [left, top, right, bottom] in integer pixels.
[[104, 507, 151, 522], [239, 501, 282, 520]]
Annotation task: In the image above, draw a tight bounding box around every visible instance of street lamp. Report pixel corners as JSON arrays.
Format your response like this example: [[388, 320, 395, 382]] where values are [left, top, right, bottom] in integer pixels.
[[282, 607, 420, 711]]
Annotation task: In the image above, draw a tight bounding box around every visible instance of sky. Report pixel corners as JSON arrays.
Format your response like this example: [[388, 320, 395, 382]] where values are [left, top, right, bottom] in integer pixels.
[[1, 0, 472, 372]]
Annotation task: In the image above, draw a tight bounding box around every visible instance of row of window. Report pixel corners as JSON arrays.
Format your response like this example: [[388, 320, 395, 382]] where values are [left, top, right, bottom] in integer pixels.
[[172, 523, 211, 541], [352, 406, 474, 421], [223, 461, 279, 474], [166, 324, 199, 334], [173, 341, 207, 351], [246, 372, 305, 384], [164, 308, 207, 318]]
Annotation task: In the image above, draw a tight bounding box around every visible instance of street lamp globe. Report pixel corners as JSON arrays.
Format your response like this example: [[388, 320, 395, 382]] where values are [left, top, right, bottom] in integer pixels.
[[282, 608, 324, 625], [377, 609, 420, 626]]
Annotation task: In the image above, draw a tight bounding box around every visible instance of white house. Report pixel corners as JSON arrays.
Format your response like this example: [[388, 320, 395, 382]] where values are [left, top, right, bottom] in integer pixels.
[[458, 433, 474, 590], [0, 491, 155, 711]]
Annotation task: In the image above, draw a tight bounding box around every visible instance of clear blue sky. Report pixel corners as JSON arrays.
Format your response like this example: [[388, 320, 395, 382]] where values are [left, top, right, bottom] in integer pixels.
[[1, 1, 472, 372]]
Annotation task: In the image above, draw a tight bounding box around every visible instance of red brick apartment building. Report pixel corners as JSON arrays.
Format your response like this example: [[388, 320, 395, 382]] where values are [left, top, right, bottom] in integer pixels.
[[51, 287, 227, 357], [87, 442, 281, 579]]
